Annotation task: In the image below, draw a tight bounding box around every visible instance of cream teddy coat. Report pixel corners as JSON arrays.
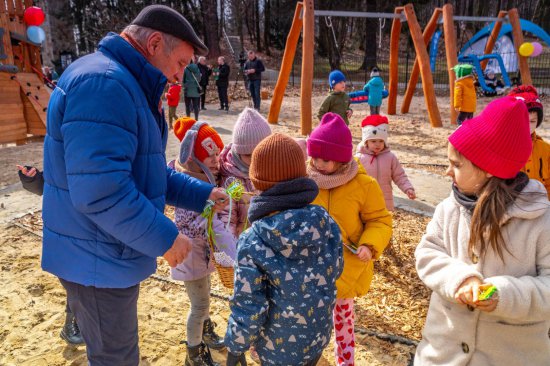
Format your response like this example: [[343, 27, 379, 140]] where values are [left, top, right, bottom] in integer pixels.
[[415, 179, 550, 366]]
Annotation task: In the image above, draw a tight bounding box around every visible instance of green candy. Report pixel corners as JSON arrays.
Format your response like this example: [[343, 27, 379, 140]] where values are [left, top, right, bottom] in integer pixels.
[[479, 285, 497, 301]]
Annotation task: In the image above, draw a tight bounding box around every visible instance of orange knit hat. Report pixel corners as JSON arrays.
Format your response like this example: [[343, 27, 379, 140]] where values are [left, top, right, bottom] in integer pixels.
[[174, 117, 224, 162], [250, 133, 306, 191]]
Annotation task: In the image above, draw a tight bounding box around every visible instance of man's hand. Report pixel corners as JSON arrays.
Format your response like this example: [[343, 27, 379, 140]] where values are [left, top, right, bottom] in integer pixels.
[[163, 234, 192, 267], [16, 165, 37, 177], [209, 187, 229, 212]]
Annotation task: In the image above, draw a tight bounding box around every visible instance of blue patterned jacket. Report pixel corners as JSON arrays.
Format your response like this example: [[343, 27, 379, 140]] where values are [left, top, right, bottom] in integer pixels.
[[225, 205, 343, 365]]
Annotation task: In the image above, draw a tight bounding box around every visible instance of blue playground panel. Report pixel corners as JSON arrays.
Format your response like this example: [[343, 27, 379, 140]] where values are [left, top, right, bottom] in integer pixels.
[[457, 54, 511, 93]]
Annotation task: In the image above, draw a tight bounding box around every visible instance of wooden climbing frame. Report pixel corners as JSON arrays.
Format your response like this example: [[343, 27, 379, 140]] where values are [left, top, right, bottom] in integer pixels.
[[1, 0, 49, 145]]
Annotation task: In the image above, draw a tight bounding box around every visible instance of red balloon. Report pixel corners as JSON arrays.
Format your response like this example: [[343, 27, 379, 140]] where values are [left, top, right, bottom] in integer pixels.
[[24, 6, 45, 26]]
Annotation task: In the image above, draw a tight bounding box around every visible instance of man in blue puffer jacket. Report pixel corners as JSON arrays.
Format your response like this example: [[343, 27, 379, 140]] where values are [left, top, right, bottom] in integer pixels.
[[42, 5, 227, 365]]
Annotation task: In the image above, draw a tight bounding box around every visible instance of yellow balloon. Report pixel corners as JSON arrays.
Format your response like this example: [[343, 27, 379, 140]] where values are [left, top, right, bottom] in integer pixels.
[[519, 42, 534, 57]]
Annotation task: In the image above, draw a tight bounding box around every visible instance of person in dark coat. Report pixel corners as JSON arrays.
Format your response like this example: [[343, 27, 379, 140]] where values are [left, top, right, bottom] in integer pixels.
[[41, 5, 228, 365], [243, 50, 265, 111], [197, 56, 212, 110], [215, 56, 230, 111]]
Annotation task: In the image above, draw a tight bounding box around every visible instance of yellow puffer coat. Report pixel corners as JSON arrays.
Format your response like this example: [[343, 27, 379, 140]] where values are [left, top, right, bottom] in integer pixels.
[[454, 76, 476, 113], [312, 162, 392, 299], [522, 133, 550, 199]]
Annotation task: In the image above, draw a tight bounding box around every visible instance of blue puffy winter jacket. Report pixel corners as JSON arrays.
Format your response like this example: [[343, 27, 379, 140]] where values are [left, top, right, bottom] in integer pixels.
[[364, 76, 385, 107], [42, 33, 213, 288], [225, 205, 343, 365]]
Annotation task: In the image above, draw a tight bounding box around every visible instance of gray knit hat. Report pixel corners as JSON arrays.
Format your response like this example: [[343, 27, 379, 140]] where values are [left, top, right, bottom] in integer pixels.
[[232, 108, 272, 155]]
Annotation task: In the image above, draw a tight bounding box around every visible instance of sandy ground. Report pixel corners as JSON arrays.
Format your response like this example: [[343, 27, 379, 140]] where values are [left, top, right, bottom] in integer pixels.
[[1, 90, 549, 365]]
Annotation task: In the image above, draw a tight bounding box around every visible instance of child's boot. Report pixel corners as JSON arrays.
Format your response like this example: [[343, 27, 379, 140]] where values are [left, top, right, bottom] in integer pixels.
[[60, 312, 84, 345], [185, 342, 220, 366], [202, 319, 226, 350]]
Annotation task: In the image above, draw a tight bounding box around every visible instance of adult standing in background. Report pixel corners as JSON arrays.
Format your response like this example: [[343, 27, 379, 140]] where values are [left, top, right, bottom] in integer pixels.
[[244, 50, 265, 111], [197, 56, 212, 110], [215, 56, 230, 111], [41, 5, 228, 365], [183, 57, 202, 120]]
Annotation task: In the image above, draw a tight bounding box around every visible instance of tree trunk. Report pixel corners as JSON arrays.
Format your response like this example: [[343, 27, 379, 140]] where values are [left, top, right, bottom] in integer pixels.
[[255, 0, 262, 51], [360, 0, 378, 71], [201, 0, 221, 58], [264, 0, 271, 55]]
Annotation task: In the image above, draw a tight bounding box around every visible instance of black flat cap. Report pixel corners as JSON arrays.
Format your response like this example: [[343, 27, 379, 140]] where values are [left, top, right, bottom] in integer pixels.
[[131, 5, 209, 56]]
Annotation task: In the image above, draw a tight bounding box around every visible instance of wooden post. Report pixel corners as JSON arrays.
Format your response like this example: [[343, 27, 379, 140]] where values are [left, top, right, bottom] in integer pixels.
[[443, 3, 458, 125], [401, 8, 442, 114], [388, 7, 403, 115], [403, 4, 442, 127], [268, 2, 303, 125], [480, 10, 507, 70], [508, 8, 532, 85], [300, 0, 314, 135]]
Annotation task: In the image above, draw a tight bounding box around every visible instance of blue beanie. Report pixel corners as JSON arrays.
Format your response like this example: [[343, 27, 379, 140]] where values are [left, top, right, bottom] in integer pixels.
[[329, 70, 346, 88]]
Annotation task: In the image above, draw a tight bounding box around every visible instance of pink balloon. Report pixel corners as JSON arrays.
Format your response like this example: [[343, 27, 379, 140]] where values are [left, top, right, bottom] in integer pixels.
[[531, 42, 543, 57]]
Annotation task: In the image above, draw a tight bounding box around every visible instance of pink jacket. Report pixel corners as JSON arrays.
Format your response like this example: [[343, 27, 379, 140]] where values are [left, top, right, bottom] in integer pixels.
[[218, 144, 256, 237], [356, 144, 413, 210]]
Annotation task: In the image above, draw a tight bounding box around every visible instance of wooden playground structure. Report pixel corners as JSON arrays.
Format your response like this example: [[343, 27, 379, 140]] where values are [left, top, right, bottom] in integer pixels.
[[268, 1, 533, 133], [0, 0, 49, 145]]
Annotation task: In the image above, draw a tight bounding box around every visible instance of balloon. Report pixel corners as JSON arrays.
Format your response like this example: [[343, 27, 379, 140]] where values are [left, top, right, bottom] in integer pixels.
[[24, 6, 45, 26], [519, 42, 534, 57], [27, 26, 46, 44], [531, 42, 543, 57]]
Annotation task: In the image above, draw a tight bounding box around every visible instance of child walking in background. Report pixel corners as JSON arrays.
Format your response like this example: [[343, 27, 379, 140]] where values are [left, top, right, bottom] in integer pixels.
[[508, 85, 550, 199], [306, 113, 393, 366], [224, 133, 343, 366], [165, 81, 181, 129], [356, 114, 415, 210], [364, 67, 386, 115], [415, 97, 550, 366], [453, 64, 477, 125], [170, 117, 236, 366], [219, 108, 272, 237], [318, 70, 353, 125]]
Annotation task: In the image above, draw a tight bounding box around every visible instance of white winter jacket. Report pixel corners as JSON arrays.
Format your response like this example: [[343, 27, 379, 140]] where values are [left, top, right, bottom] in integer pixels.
[[415, 179, 550, 366]]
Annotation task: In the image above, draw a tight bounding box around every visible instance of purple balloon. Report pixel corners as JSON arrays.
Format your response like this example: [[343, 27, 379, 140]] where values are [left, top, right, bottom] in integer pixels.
[[531, 42, 543, 57]]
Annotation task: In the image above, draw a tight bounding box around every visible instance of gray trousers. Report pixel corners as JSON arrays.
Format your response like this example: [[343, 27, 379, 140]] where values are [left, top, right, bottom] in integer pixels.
[[184, 275, 211, 346], [60, 278, 140, 366]]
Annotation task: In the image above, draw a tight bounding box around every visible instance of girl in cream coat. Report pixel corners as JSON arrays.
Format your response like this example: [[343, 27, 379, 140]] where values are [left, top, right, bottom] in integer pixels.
[[415, 97, 550, 366]]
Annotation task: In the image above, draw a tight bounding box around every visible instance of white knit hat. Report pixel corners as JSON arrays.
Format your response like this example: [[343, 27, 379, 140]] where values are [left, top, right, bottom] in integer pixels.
[[232, 108, 272, 154], [361, 114, 389, 144]]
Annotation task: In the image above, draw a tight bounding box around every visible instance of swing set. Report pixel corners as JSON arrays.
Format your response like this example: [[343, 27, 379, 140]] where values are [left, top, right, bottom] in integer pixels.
[[268, 2, 532, 132]]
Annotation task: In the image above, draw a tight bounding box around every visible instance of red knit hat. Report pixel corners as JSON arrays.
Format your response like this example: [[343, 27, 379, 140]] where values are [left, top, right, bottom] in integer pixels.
[[508, 85, 544, 127], [448, 96, 532, 179], [173, 117, 224, 162], [361, 114, 389, 143], [307, 113, 353, 163]]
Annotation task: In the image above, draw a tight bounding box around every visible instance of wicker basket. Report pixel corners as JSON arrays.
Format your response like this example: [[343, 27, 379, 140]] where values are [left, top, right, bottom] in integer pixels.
[[207, 232, 235, 290]]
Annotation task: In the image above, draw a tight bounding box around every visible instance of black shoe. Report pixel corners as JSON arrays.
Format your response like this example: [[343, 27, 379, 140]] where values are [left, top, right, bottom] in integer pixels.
[[202, 319, 226, 350], [60, 312, 84, 345], [225, 106, 229, 112], [201, 107, 207, 110], [218, 107, 225, 110], [185, 342, 220, 366]]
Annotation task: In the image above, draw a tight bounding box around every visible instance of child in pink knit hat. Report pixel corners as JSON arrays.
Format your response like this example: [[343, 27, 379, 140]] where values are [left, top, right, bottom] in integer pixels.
[[306, 112, 392, 366], [356, 114, 416, 210], [219, 107, 272, 236], [415, 96, 550, 366]]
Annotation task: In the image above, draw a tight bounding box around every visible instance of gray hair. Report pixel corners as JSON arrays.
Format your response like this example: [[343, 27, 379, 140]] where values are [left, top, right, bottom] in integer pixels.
[[198, 56, 206, 62], [122, 25, 181, 55]]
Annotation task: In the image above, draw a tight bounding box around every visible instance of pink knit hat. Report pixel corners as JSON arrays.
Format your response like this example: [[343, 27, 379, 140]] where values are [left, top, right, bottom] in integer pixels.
[[232, 108, 272, 154], [448, 96, 532, 179], [307, 112, 353, 163]]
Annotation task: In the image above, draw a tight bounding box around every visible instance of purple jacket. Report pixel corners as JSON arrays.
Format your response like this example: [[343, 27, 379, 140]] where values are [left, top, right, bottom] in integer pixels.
[[356, 145, 413, 210]]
